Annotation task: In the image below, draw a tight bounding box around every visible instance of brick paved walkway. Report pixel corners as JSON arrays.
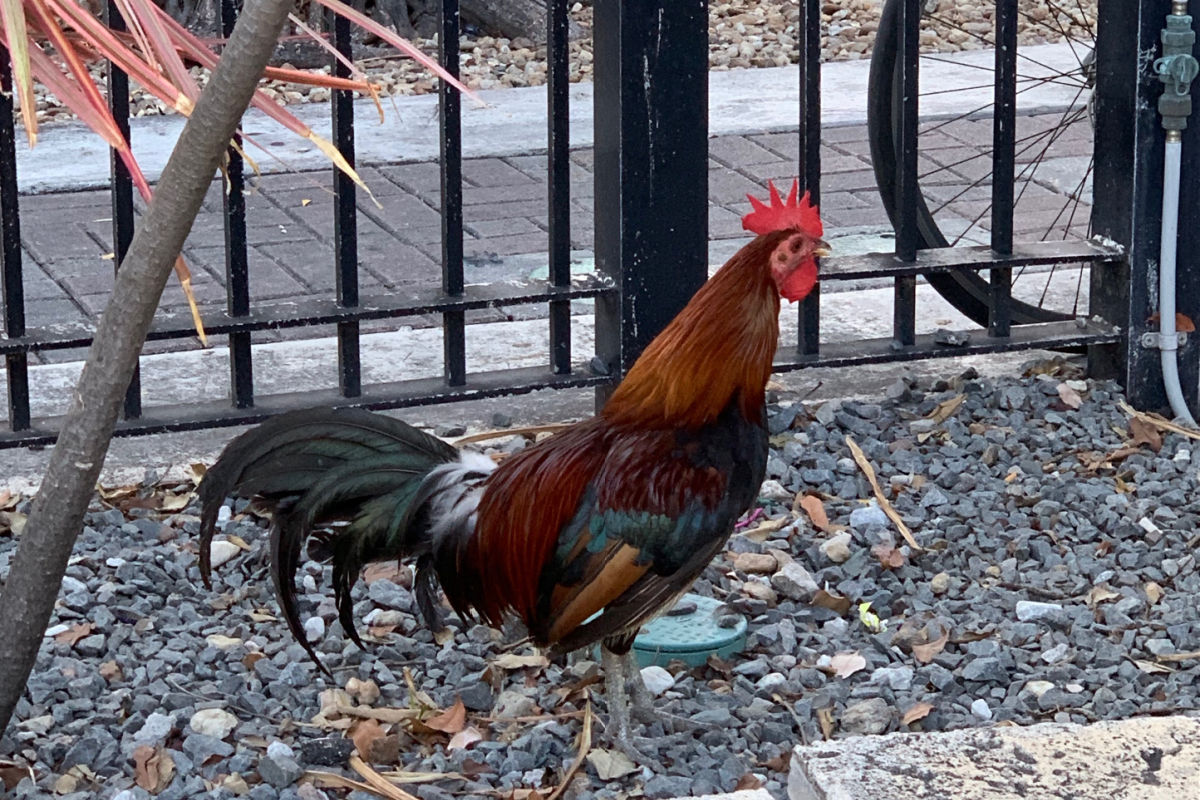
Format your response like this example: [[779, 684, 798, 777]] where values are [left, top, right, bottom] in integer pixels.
[[11, 113, 1091, 363]]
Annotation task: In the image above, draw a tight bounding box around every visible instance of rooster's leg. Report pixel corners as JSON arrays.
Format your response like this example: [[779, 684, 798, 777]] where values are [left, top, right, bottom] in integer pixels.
[[600, 645, 661, 767], [621, 650, 657, 721], [619, 650, 706, 733]]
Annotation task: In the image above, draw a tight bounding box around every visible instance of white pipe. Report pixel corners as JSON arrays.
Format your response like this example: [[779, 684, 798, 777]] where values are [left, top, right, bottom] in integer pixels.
[[1158, 134, 1197, 425]]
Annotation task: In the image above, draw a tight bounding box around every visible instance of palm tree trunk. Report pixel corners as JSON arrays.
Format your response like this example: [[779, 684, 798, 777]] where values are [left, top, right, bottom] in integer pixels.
[[0, 0, 296, 734]]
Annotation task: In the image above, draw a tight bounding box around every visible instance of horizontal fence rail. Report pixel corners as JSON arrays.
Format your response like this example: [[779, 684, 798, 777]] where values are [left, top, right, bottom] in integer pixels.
[[0, 0, 1139, 449], [0, 0, 620, 448]]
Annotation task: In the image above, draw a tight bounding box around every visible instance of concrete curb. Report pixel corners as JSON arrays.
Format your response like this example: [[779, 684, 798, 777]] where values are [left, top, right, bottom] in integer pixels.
[[788, 716, 1200, 800]]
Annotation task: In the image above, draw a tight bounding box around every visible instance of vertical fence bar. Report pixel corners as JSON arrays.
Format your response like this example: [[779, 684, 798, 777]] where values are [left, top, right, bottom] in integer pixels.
[[988, 0, 1017, 338], [547, 0, 572, 374], [440, 0, 466, 387], [105, 0, 141, 419], [892, 0, 920, 348], [0, 52, 29, 431], [593, 0, 709, 382], [1092, 0, 1198, 412], [223, 0, 254, 407], [331, 10, 361, 397], [797, 0, 822, 357]]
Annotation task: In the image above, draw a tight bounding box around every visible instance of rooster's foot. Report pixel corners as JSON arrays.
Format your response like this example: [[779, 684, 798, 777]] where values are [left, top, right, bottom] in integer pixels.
[[611, 730, 664, 770]]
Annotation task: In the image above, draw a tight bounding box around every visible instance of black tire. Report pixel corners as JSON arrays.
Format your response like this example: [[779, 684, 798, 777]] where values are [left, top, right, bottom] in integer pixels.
[[866, 0, 1073, 326]]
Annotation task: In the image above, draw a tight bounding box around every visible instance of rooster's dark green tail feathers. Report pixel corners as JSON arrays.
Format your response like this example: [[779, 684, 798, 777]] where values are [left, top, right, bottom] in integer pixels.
[[197, 407, 457, 669]]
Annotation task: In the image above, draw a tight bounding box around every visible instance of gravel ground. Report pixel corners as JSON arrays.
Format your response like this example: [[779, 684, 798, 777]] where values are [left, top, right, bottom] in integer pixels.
[[30, 0, 1097, 123], [3, 363, 1200, 799]]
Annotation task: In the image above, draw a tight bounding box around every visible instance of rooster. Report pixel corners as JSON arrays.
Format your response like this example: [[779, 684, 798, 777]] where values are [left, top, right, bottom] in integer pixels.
[[198, 180, 826, 757]]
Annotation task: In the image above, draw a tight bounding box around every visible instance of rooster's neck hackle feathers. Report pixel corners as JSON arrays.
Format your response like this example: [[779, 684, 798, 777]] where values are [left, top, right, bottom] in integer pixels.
[[602, 232, 792, 429]]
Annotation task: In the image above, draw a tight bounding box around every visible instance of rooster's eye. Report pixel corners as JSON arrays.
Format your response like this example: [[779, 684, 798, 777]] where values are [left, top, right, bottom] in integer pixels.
[[789, 238, 803, 253]]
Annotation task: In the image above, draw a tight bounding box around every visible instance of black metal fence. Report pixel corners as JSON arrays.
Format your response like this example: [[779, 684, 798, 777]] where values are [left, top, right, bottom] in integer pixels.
[[0, 0, 1188, 448]]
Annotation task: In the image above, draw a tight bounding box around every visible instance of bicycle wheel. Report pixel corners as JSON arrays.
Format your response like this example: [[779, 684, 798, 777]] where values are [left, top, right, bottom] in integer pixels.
[[867, 0, 1096, 326]]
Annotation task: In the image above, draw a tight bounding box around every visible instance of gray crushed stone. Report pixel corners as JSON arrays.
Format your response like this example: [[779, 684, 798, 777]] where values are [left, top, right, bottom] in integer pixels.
[[3, 367, 1200, 799]]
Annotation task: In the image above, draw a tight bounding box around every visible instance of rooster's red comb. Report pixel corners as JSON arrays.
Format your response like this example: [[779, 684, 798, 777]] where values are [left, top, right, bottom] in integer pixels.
[[742, 180, 823, 239]]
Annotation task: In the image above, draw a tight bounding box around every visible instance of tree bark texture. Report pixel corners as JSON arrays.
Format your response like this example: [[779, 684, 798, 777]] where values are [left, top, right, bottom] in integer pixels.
[[460, 0, 550, 40], [0, 0, 296, 735], [408, 0, 555, 40]]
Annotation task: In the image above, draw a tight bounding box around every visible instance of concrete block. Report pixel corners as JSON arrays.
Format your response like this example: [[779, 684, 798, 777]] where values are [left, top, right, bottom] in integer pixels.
[[790, 716, 1200, 800]]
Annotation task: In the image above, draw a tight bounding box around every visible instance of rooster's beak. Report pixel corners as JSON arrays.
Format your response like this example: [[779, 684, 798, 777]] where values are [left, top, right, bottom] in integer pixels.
[[813, 240, 831, 258]]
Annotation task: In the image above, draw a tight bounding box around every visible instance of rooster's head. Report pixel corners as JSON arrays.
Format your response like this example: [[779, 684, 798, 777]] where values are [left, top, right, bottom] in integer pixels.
[[742, 180, 828, 302]]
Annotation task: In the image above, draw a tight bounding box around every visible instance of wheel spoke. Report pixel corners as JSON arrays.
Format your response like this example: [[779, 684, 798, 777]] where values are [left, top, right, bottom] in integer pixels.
[[869, 0, 1098, 323]]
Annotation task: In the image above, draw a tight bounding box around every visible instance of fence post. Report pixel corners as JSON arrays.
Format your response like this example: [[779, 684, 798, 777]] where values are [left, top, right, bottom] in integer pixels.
[[0, 52, 28, 431], [1092, 0, 1200, 413], [593, 0, 710, 385]]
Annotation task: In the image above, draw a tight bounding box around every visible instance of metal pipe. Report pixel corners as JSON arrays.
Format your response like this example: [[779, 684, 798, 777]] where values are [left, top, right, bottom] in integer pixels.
[[1155, 2, 1198, 423], [1158, 134, 1194, 424]]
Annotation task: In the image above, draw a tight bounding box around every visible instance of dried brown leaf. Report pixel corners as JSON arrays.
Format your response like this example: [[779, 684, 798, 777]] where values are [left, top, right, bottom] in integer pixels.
[[816, 707, 835, 740], [0, 762, 32, 792], [586, 748, 638, 780], [743, 514, 795, 542], [491, 653, 549, 671], [224, 534, 251, 550], [1148, 312, 1196, 332], [1056, 383, 1083, 410], [796, 494, 830, 532], [132, 745, 174, 793], [811, 588, 852, 615], [158, 492, 192, 512], [368, 624, 398, 638], [911, 627, 949, 665], [422, 698, 467, 734], [829, 652, 867, 678], [53, 773, 78, 794], [54, 622, 94, 647], [844, 436, 921, 551], [546, 700, 592, 800], [0, 511, 27, 537], [221, 773, 250, 794], [362, 562, 411, 587], [349, 718, 386, 759], [901, 702, 935, 726], [348, 754, 421, 800], [1145, 582, 1165, 605], [760, 751, 791, 773], [1133, 659, 1174, 675], [448, 726, 483, 752], [735, 774, 764, 791], [706, 654, 732, 677], [1128, 417, 1164, 452], [1086, 583, 1121, 608], [927, 394, 966, 424], [346, 677, 381, 705], [871, 543, 906, 569]]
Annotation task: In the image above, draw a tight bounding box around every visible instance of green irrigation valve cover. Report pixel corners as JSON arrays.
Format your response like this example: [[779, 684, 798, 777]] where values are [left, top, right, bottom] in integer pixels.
[[631, 593, 747, 668]]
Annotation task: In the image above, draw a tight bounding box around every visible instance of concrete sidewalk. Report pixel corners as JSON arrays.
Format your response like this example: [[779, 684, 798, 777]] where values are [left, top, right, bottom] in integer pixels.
[[789, 715, 1200, 800], [8, 43, 1092, 365]]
